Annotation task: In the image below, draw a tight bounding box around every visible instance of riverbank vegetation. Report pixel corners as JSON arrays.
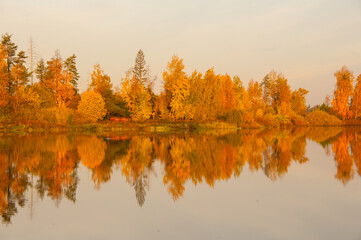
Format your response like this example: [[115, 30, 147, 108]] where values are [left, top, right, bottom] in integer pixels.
[[1, 33, 361, 130]]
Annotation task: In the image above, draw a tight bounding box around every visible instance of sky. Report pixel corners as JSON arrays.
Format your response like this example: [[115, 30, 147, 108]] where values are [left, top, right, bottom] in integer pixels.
[[0, 0, 361, 106]]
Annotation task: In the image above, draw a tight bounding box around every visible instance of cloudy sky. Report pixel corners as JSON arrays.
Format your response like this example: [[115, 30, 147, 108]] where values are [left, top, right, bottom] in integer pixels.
[[1, 0, 360, 105]]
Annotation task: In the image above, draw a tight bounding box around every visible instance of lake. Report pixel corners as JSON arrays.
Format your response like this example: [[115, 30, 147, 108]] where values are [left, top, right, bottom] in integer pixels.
[[1, 127, 361, 240]]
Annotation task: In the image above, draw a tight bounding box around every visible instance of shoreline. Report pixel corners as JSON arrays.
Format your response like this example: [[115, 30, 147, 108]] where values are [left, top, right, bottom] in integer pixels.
[[0, 120, 358, 135]]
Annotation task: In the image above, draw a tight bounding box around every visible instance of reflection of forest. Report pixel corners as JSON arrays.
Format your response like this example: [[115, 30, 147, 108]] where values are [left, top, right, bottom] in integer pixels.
[[0, 127, 361, 223]]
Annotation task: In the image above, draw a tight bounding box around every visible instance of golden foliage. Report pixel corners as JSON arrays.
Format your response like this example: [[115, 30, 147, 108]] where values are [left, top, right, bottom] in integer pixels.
[[78, 91, 107, 122], [332, 66, 354, 120], [88, 64, 112, 97], [162, 55, 191, 120], [0, 44, 9, 109], [120, 71, 153, 120], [306, 110, 342, 126], [77, 136, 106, 169], [350, 74, 361, 119]]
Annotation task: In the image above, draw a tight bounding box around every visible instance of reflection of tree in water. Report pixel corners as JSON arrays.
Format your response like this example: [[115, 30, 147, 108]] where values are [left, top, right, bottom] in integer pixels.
[[117, 136, 153, 206], [2, 128, 361, 223], [0, 135, 80, 223], [134, 173, 147, 207]]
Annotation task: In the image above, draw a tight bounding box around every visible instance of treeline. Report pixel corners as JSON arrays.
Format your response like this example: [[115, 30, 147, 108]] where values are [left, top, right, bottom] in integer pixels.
[[1, 33, 361, 126]]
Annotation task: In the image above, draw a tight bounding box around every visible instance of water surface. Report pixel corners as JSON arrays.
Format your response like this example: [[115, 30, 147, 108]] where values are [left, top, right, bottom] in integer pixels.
[[1, 127, 361, 240]]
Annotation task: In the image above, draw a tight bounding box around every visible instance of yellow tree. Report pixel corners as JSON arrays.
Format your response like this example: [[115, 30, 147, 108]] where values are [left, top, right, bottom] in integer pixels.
[[247, 79, 265, 118], [219, 74, 236, 112], [78, 91, 107, 122], [233, 76, 250, 113], [162, 55, 191, 120], [274, 75, 292, 115], [44, 54, 75, 108], [332, 66, 354, 119], [261, 70, 277, 106], [291, 88, 309, 116], [188, 70, 203, 120], [199, 68, 222, 119], [120, 70, 152, 120], [351, 74, 361, 119], [89, 64, 113, 98]]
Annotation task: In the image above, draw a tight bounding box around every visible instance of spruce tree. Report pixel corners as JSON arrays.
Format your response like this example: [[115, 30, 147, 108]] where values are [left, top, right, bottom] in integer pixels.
[[64, 54, 79, 92], [1, 33, 18, 93], [133, 49, 148, 86], [35, 58, 46, 84]]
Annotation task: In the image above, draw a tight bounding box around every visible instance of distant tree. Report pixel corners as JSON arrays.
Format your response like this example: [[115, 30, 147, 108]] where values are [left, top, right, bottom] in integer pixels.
[[332, 66, 354, 119], [324, 95, 331, 107]]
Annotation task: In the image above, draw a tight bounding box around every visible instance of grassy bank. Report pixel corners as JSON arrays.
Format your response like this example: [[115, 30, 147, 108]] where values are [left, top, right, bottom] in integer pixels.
[[0, 120, 241, 135]]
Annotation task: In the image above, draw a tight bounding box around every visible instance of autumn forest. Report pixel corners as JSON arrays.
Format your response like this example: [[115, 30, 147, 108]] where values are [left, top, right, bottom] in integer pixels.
[[1, 33, 361, 129]]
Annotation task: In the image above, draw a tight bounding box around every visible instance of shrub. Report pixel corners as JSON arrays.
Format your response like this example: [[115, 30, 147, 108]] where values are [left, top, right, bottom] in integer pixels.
[[276, 114, 292, 127], [289, 113, 308, 126], [240, 113, 260, 129], [225, 110, 242, 123], [256, 113, 279, 128], [306, 110, 342, 126]]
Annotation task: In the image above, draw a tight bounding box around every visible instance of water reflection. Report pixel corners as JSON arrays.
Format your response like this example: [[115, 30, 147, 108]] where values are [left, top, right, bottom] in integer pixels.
[[1, 127, 361, 224]]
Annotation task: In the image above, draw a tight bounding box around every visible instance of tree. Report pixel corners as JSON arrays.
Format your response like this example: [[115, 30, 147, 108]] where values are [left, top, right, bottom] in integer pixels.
[[0, 44, 9, 109], [247, 79, 265, 118], [162, 55, 191, 120], [43, 53, 75, 108], [78, 91, 107, 122], [1, 33, 17, 94], [10, 51, 30, 91], [120, 72, 152, 120], [219, 74, 236, 112], [233, 76, 249, 113], [274, 75, 292, 115], [89, 64, 113, 98], [261, 70, 277, 106], [35, 59, 46, 84], [351, 74, 361, 119], [291, 88, 309, 116], [63, 54, 79, 92], [133, 49, 147, 86], [332, 66, 354, 119]]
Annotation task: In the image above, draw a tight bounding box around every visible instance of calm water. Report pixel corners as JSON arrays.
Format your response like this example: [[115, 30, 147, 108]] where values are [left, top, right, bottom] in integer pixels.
[[1, 127, 361, 240]]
